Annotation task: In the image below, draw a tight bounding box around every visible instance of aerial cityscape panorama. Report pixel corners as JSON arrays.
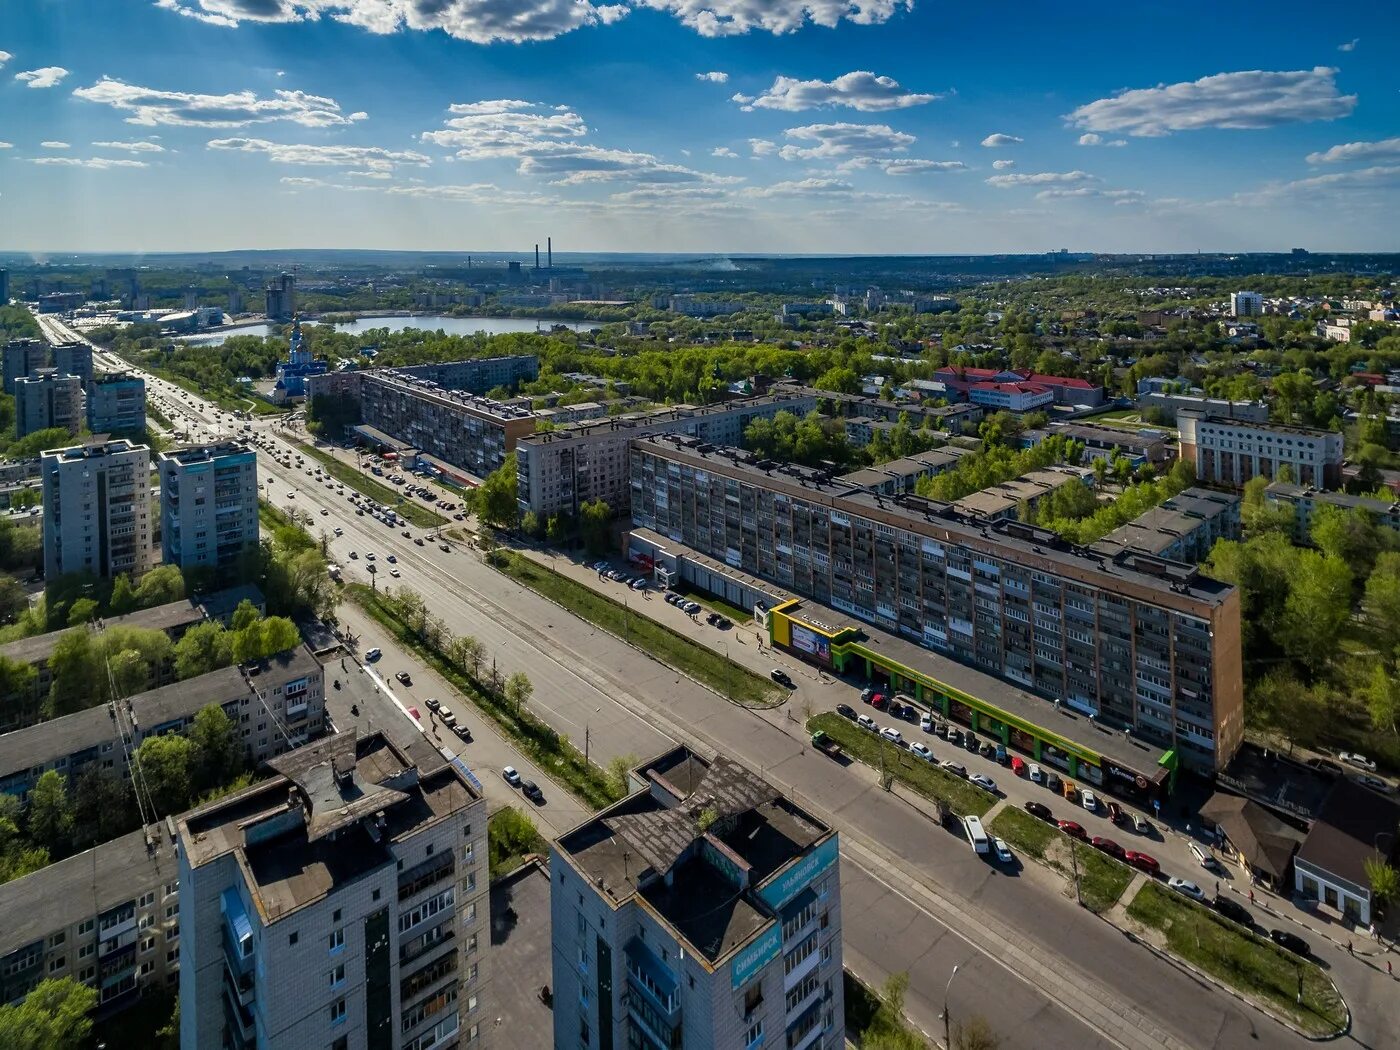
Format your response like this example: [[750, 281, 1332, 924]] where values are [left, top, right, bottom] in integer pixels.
[[2, 1, 1400, 1049]]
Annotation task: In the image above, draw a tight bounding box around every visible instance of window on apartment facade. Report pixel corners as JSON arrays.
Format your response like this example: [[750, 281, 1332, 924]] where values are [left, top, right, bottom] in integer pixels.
[[330, 963, 346, 987], [77, 919, 94, 936], [48, 957, 66, 974], [330, 999, 346, 1025], [329, 929, 345, 953], [743, 981, 763, 1015]]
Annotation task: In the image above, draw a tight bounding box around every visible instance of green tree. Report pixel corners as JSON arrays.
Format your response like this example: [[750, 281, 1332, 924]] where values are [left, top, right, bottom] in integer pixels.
[[477, 452, 520, 529], [604, 754, 638, 801], [504, 670, 533, 713], [65, 598, 99, 627], [190, 703, 240, 790], [862, 972, 926, 1050], [0, 576, 28, 625], [134, 733, 196, 817], [521, 510, 543, 539], [546, 513, 571, 545], [1365, 664, 1399, 736], [1365, 855, 1400, 908], [26, 770, 72, 857], [450, 635, 486, 679], [1277, 551, 1352, 667], [813, 366, 860, 394], [579, 499, 613, 557], [1364, 553, 1400, 656], [45, 630, 104, 718], [70, 769, 130, 850], [133, 565, 186, 608], [953, 1016, 1003, 1050], [108, 573, 138, 615], [0, 978, 97, 1050], [173, 621, 234, 679], [232, 615, 299, 663], [1311, 504, 1393, 579], [487, 807, 546, 876], [231, 598, 260, 633]]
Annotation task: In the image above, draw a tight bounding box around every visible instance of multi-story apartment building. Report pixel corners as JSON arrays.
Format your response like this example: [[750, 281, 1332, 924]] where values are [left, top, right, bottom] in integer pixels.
[[1178, 411, 1344, 489], [0, 824, 182, 1014], [1091, 487, 1241, 563], [2, 338, 49, 394], [630, 435, 1243, 772], [1265, 481, 1400, 544], [1137, 392, 1269, 425], [780, 384, 985, 434], [87, 373, 147, 435], [1020, 421, 1170, 467], [41, 438, 153, 582], [53, 342, 95, 387], [178, 731, 489, 1050], [1229, 291, 1263, 317], [932, 366, 1105, 407], [158, 441, 259, 572], [14, 369, 84, 438], [516, 391, 819, 519], [0, 644, 324, 803], [552, 746, 843, 1050]]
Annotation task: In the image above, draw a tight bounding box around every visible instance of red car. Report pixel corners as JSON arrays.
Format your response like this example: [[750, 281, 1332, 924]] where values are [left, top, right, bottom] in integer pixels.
[[1090, 836, 1125, 859], [1124, 851, 1160, 876], [870, 693, 889, 710], [1106, 801, 1124, 825], [1057, 820, 1087, 840]]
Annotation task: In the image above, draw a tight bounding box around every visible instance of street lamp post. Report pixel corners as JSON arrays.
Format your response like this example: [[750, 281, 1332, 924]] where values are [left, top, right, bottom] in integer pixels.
[[940, 964, 960, 1050]]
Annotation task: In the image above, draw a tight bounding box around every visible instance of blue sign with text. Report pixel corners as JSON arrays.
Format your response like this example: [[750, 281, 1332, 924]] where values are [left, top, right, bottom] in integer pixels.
[[757, 835, 839, 912]]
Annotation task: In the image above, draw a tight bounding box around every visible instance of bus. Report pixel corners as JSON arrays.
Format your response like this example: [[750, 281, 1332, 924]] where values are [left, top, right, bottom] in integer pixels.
[[963, 815, 990, 855]]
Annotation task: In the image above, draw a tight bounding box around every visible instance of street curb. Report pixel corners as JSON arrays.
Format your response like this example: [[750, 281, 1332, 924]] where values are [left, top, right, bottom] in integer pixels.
[[1224, 884, 1393, 960]]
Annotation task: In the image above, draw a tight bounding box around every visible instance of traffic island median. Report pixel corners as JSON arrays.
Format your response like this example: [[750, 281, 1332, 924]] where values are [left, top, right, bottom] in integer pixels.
[[490, 549, 782, 708], [989, 807, 1134, 913], [807, 713, 995, 818], [1125, 881, 1348, 1038], [288, 438, 447, 529]]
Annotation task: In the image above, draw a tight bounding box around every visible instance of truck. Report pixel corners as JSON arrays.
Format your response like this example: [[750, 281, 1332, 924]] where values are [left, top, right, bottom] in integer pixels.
[[327, 564, 342, 582], [811, 730, 846, 763]]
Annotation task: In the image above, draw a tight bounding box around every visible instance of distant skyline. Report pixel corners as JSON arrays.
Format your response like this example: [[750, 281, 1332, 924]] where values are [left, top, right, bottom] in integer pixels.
[[2, 0, 1397, 255]]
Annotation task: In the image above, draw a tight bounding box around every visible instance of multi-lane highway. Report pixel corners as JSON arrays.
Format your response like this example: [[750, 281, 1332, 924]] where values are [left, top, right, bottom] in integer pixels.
[[36, 312, 1387, 1050]]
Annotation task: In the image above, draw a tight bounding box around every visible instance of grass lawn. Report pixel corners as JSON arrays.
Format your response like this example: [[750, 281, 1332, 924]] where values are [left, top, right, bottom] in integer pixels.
[[808, 712, 995, 818], [990, 806, 1134, 913], [1127, 881, 1346, 1036], [492, 550, 781, 707], [289, 438, 447, 529], [348, 583, 622, 809]]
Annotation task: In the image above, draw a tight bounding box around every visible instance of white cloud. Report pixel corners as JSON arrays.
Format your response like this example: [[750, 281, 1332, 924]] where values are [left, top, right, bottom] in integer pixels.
[[40, 141, 71, 150], [1067, 67, 1355, 137], [776, 122, 914, 162], [986, 170, 1096, 187], [1305, 137, 1400, 165], [73, 77, 365, 128], [696, 71, 729, 83], [207, 136, 431, 172], [711, 146, 738, 158], [1035, 187, 1144, 203], [745, 178, 856, 197], [633, 0, 907, 36], [1253, 164, 1400, 200], [0, 52, 11, 69], [991, 159, 1015, 170], [15, 66, 70, 89], [1077, 132, 1125, 147], [739, 71, 937, 112], [0, 142, 12, 149], [980, 133, 1022, 147], [92, 139, 166, 153], [29, 156, 148, 169], [278, 175, 376, 192], [384, 182, 559, 207], [881, 158, 965, 175], [1338, 38, 1359, 52], [748, 138, 776, 156]]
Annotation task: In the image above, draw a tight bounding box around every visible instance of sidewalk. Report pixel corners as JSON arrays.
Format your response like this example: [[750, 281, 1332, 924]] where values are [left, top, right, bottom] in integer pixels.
[[1222, 877, 1396, 961]]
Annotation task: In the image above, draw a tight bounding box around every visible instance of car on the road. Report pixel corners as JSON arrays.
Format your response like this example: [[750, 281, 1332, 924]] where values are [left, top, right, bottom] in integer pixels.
[[683, 601, 702, 614], [1045, 772, 1063, 794], [386, 554, 397, 563], [415, 537, 425, 546], [1124, 851, 1160, 875], [1057, 820, 1087, 840], [630, 579, 647, 590], [1106, 801, 1124, 825], [919, 712, 933, 732], [389, 569, 401, 578], [521, 780, 545, 804], [979, 742, 997, 760], [770, 669, 794, 687], [910, 742, 935, 762], [320, 508, 330, 516], [502, 766, 522, 787], [349, 551, 360, 561], [1269, 929, 1310, 957], [870, 694, 889, 710], [857, 714, 878, 732], [1081, 790, 1097, 812], [1132, 814, 1153, 834], [887, 700, 905, 720], [453, 723, 472, 741], [425, 697, 440, 710], [1189, 842, 1224, 873], [1090, 836, 1125, 859], [1167, 877, 1206, 901], [395, 671, 412, 686], [333, 527, 343, 536], [880, 727, 903, 745], [1213, 895, 1254, 926], [365, 552, 376, 561], [1024, 800, 1053, 821], [439, 707, 456, 726], [940, 761, 967, 778], [994, 838, 1014, 864], [1339, 751, 1377, 772], [439, 543, 451, 552], [969, 773, 998, 793], [836, 703, 856, 721], [364, 648, 382, 662]]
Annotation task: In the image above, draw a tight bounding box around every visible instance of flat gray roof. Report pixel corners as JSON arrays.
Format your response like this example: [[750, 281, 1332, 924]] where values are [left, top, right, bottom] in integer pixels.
[[1092, 488, 1240, 557], [1266, 481, 1400, 514], [0, 598, 205, 667]]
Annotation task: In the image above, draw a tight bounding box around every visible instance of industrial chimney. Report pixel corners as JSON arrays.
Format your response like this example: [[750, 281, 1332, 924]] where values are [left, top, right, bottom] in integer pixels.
[[548, 237, 552, 269], [535, 244, 540, 269]]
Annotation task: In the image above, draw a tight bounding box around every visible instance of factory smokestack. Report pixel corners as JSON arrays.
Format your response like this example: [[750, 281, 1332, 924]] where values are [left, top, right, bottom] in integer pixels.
[[535, 244, 540, 269], [548, 238, 552, 269]]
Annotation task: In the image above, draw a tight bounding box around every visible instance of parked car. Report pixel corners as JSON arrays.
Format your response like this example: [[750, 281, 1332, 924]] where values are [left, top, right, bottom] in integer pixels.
[[1269, 929, 1311, 957], [888, 701, 905, 720], [860, 688, 875, 703], [941, 761, 967, 778], [994, 838, 1014, 864], [836, 703, 857, 721], [1124, 851, 1160, 876], [395, 671, 412, 686], [424, 697, 441, 711], [453, 723, 472, 742], [1045, 772, 1063, 794], [1132, 814, 1153, 834], [920, 713, 934, 733], [1024, 800, 1053, 821], [1168, 877, 1205, 901], [502, 766, 522, 787], [364, 647, 382, 662], [1339, 751, 1377, 773], [1081, 790, 1098, 812], [1213, 895, 1254, 926], [870, 694, 889, 710], [1058, 820, 1087, 840], [910, 742, 935, 762], [979, 742, 997, 760], [857, 714, 878, 732], [770, 669, 794, 687], [880, 727, 903, 745], [1028, 763, 1043, 784], [1189, 842, 1224, 873], [1106, 801, 1124, 825], [521, 780, 545, 804], [970, 773, 998, 793], [1090, 837, 1125, 859]]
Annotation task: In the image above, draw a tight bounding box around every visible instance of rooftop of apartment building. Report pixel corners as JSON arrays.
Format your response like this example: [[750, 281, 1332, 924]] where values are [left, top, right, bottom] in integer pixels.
[[774, 382, 982, 419], [158, 440, 255, 466], [179, 731, 478, 924], [835, 447, 972, 490], [0, 823, 181, 958], [1266, 480, 1400, 513], [556, 747, 830, 964], [1090, 488, 1241, 559], [1029, 421, 1168, 450], [41, 437, 147, 463], [366, 370, 536, 422], [518, 391, 817, 448], [635, 434, 1233, 606], [949, 466, 1089, 519], [91, 371, 144, 387]]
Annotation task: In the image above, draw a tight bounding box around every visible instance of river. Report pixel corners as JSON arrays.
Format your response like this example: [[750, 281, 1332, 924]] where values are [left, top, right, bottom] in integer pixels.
[[180, 314, 599, 345]]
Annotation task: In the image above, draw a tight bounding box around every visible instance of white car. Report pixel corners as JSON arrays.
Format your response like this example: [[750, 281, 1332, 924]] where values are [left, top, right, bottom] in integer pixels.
[[994, 838, 1014, 864], [1168, 877, 1205, 901], [1340, 751, 1377, 772], [880, 727, 903, 745], [333, 527, 343, 536], [502, 766, 522, 787], [857, 714, 878, 732], [940, 761, 967, 778], [970, 773, 998, 793], [390, 569, 401, 578], [1081, 790, 1097, 812], [919, 713, 934, 733], [1029, 763, 1044, 784], [910, 742, 935, 762]]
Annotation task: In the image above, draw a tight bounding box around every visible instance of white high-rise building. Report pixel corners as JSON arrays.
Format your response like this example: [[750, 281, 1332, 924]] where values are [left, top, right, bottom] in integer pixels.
[[158, 441, 259, 572], [177, 731, 490, 1050], [552, 747, 844, 1050], [1229, 291, 1262, 317], [41, 437, 152, 582]]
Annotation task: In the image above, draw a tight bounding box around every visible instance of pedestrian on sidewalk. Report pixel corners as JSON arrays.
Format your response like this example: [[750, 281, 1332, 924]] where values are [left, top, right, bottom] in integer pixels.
[[1371, 922, 1379, 941], [1389, 961, 1394, 977], [1347, 941, 1354, 957], [1215, 880, 1220, 896], [1248, 889, 1255, 905]]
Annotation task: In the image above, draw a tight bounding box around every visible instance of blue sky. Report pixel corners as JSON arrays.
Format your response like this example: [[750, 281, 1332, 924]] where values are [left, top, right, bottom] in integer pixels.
[[2, 0, 1397, 253]]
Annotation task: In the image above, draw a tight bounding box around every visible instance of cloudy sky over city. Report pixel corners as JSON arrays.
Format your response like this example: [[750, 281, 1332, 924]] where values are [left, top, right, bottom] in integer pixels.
[[2, 0, 1397, 253]]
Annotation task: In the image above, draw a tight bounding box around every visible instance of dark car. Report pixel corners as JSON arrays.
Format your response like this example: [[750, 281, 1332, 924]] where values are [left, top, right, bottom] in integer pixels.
[[769, 669, 794, 688], [1045, 773, 1063, 794], [1024, 800, 1054, 821], [453, 723, 473, 742], [836, 703, 857, 721], [1090, 836, 1125, 859], [395, 671, 413, 686], [979, 742, 997, 760], [888, 701, 905, 720], [1270, 929, 1310, 957], [901, 704, 919, 724], [966, 733, 979, 752], [1107, 801, 1125, 825], [1058, 820, 1087, 840], [521, 780, 545, 805], [1213, 895, 1253, 926]]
